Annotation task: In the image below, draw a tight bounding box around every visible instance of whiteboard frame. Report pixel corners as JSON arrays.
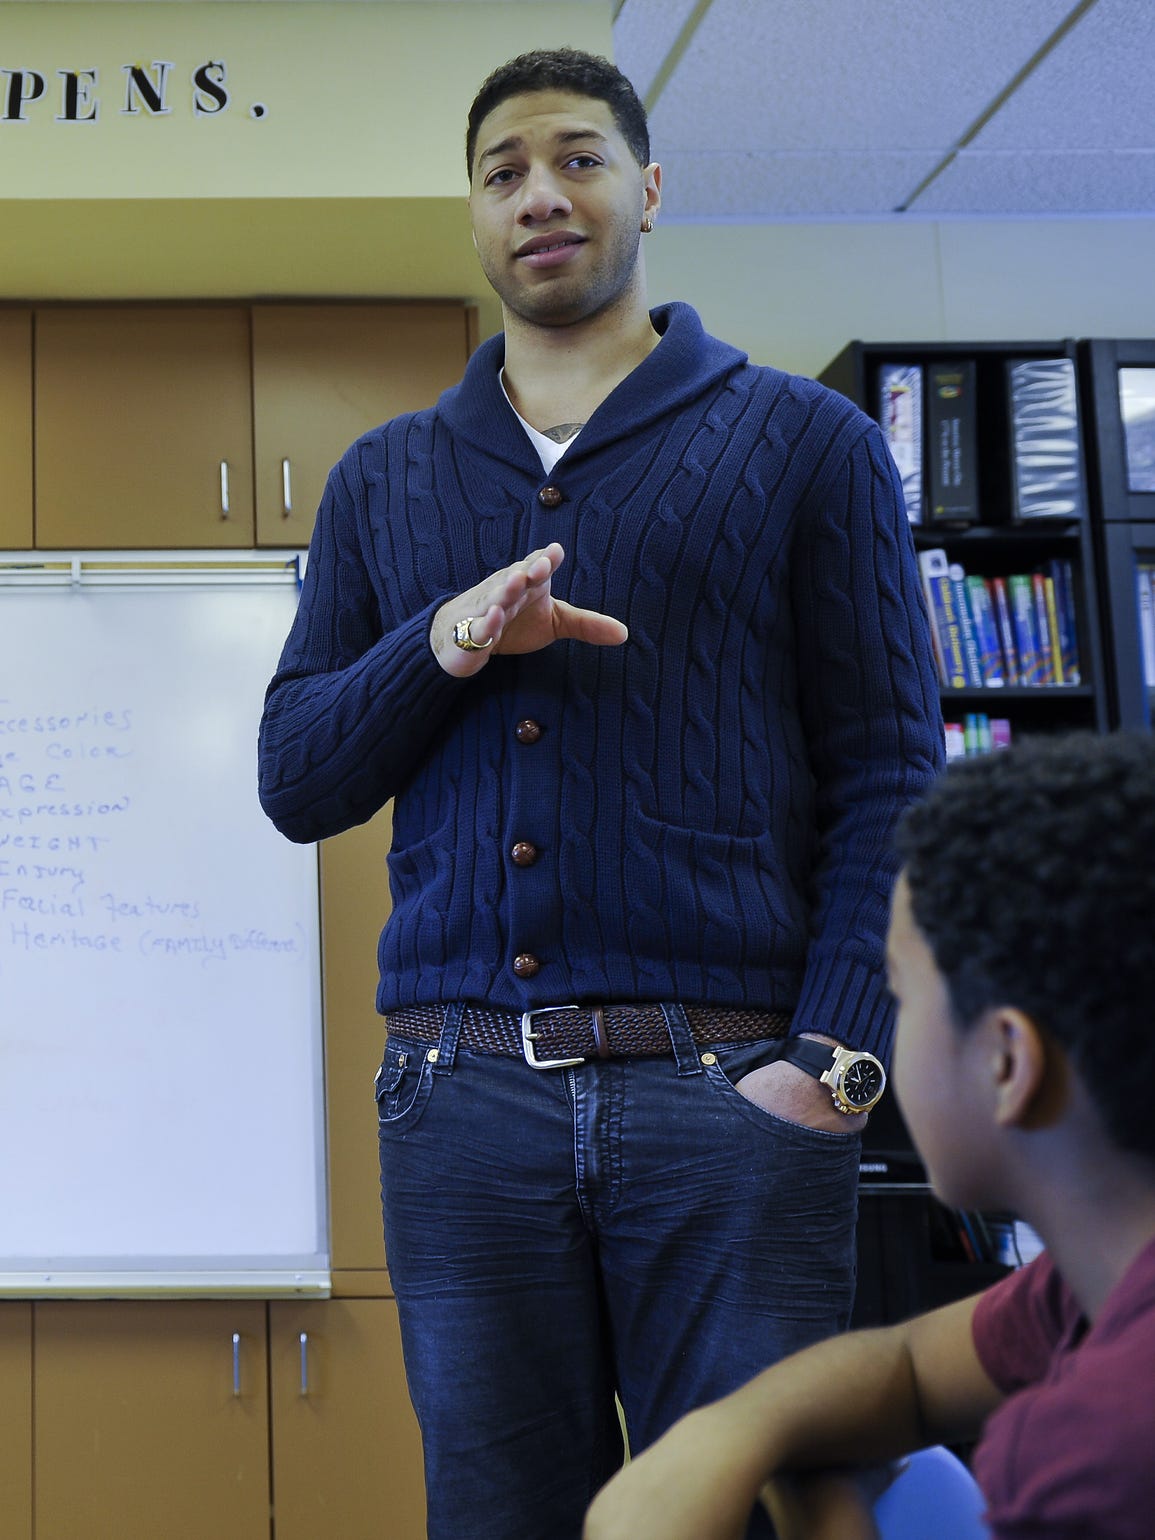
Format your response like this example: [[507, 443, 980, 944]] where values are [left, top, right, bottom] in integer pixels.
[[0, 550, 331, 1299]]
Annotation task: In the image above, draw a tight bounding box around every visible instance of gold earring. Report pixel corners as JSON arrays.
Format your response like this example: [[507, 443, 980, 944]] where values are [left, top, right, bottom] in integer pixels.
[[641, 216, 654, 233]]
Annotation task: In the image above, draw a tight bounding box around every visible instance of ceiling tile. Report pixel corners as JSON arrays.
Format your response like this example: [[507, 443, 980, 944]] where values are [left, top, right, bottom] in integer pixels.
[[658, 150, 941, 219], [967, 0, 1155, 153], [612, 0, 705, 102], [911, 150, 1155, 215], [644, 0, 1076, 153]]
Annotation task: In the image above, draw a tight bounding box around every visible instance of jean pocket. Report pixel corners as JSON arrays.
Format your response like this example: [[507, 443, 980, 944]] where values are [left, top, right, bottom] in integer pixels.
[[374, 1037, 433, 1128], [704, 1045, 863, 1145]]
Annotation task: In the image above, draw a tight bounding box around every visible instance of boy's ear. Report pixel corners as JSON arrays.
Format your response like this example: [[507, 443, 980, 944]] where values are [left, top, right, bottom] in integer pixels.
[[985, 1007, 1053, 1128]]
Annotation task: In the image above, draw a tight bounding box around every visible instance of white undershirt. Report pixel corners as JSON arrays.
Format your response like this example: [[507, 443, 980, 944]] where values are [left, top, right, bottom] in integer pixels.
[[500, 368, 582, 474]]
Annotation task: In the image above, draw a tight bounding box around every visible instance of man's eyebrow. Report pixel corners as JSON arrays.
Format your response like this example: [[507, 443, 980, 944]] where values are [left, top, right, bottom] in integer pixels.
[[477, 128, 610, 166]]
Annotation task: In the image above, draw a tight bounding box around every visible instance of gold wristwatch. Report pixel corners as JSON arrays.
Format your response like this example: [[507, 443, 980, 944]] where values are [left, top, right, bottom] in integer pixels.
[[775, 1038, 887, 1114]]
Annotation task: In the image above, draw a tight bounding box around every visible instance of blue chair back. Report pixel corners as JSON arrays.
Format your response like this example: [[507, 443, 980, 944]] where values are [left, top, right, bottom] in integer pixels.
[[873, 1445, 991, 1540]]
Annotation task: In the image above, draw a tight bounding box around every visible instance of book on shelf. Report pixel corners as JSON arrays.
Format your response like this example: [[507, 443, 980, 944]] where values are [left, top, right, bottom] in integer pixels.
[[926, 361, 979, 525], [949, 564, 984, 687], [1007, 357, 1088, 522], [990, 576, 1020, 685], [926, 554, 1080, 691], [1137, 565, 1155, 688], [1008, 573, 1043, 685], [878, 362, 923, 525], [945, 714, 1012, 760], [964, 574, 1005, 686], [918, 547, 967, 688], [1032, 572, 1058, 684], [964, 712, 991, 755], [1049, 557, 1081, 685]]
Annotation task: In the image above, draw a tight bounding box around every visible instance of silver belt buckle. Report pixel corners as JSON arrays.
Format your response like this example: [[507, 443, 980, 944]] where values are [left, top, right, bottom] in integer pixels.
[[520, 1005, 587, 1069]]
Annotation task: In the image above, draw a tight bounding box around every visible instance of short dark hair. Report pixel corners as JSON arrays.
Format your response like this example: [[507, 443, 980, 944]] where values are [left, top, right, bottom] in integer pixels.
[[465, 47, 650, 178], [896, 731, 1155, 1160]]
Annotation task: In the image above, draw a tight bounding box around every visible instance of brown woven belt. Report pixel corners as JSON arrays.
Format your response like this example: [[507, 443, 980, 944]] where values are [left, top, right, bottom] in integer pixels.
[[384, 1002, 792, 1069]]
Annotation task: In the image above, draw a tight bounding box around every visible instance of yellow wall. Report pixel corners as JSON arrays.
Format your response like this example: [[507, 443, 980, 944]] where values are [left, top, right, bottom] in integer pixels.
[[3, 2, 1154, 378], [0, 1, 611, 198], [0, 0, 613, 337]]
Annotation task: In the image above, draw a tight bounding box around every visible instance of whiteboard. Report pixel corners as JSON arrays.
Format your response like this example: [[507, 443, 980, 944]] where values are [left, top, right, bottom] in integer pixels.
[[0, 555, 327, 1296]]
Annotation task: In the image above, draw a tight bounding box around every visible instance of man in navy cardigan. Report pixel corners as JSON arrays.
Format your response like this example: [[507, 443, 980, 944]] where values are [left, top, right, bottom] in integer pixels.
[[258, 46, 943, 1540]]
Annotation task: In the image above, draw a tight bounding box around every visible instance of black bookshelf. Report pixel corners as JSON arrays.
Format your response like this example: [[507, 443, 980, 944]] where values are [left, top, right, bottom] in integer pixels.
[[1078, 338, 1155, 731], [820, 339, 1109, 741], [820, 340, 1095, 1325]]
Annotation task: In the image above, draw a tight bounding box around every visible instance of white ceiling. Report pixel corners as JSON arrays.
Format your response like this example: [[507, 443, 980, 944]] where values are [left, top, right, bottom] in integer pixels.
[[25, 0, 1155, 219], [611, 0, 1155, 220]]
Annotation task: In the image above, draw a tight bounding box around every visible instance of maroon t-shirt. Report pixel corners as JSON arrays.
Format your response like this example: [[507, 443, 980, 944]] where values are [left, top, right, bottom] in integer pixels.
[[971, 1233, 1155, 1539]]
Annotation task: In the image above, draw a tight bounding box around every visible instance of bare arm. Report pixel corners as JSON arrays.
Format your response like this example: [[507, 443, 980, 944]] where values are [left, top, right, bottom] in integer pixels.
[[584, 1293, 1002, 1540]]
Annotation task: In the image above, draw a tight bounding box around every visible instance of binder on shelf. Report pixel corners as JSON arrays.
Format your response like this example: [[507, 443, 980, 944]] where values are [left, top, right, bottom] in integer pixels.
[[927, 361, 979, 524], [878, 362, 924, 525], [1007, 357, 1087, 522]]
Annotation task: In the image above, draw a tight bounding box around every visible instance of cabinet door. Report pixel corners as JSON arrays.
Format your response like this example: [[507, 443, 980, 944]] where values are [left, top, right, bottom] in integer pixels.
[[270, 1298, 425, 1540], [0, 309, 33, 547], [320, 806, 396, 1284], [35, 307, 255, 549], [34, 1300, 269, 1540], [0, 1303, 32, 1540], [252, 303, 472, 547]]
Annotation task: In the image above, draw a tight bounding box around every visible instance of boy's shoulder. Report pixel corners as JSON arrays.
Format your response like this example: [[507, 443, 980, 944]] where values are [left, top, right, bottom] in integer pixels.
[[972, 1238, 1155, 1539]]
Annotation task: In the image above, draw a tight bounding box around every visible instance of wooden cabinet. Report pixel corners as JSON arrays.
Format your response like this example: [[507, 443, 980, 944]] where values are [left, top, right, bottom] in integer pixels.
[[252, 303, 473, 547], [270, 1299, 425, 1540], [7, 1298, 422, 1540], [35, 307, 256, 550], [0, 310, 33, 548], [34, 1301, 270, 1540], [29, 302, 473, 551], [0, 1303, 32, 1540]]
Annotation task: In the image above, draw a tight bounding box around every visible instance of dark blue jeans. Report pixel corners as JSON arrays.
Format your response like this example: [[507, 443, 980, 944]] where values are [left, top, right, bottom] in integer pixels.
[[377, 1005, 862, 1540]]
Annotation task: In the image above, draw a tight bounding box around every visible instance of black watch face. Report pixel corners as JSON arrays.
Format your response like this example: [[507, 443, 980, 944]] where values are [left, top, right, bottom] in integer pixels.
[[842, 1057, 885, 1108]]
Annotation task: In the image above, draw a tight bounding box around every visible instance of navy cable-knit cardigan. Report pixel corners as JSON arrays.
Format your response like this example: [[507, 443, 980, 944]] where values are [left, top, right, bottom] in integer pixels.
[[258, 302, 944, 1060]]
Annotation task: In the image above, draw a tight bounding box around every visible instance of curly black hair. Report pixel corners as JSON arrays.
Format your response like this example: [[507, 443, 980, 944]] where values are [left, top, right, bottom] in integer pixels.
[[465, 47, 650, 178], [895, 731, 1155, 1160]]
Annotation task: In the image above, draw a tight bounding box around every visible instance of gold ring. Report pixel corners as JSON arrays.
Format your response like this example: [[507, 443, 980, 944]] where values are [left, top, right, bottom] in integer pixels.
[[452, 616, 494, 652]]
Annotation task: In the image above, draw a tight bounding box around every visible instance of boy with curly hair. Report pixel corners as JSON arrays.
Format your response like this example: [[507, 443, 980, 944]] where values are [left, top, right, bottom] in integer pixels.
[[586, 731, 1155, 1540]]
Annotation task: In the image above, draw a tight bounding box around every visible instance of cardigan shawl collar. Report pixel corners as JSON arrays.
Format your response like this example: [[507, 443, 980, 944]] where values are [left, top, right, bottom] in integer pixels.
[[436, 302, 748, 466]]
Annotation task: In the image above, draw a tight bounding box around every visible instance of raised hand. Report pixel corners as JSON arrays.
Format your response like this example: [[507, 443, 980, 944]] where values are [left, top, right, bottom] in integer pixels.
[[430, 542, 628, 678]]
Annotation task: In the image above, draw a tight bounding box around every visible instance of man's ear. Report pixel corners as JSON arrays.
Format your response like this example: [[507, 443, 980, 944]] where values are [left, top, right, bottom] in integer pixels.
[[643, 161, 662, 218], [985, 1006, 1051, 1128]]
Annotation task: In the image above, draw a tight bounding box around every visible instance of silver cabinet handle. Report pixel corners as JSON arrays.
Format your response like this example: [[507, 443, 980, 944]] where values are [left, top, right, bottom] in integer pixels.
[[282, 458, 293, 516], [299, 1331, 309, 1396], [219, 461, 231, 517], [232, 1331, 242, 1396]]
